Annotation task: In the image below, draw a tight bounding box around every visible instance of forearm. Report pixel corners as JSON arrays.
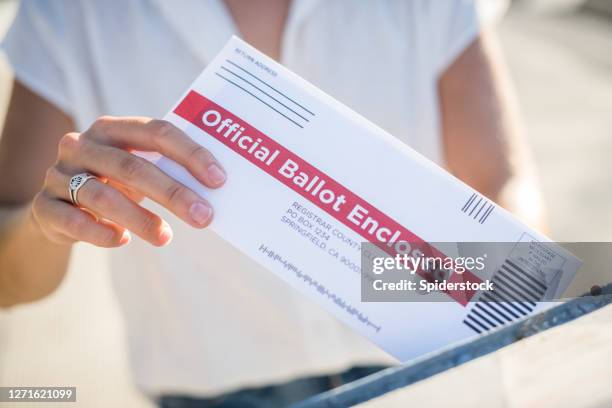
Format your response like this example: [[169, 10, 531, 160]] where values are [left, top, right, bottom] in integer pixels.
[[0, 203, 72, 307], [497, 171, 546, 232], [439, 30, 546, 231]]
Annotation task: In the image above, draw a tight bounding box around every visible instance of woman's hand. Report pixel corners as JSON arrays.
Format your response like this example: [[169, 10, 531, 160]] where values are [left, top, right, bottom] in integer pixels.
[[31, 116, 226, 248]]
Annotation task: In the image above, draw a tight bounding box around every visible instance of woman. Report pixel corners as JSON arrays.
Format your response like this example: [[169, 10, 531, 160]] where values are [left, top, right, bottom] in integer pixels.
[[0, 0, 540, 406]]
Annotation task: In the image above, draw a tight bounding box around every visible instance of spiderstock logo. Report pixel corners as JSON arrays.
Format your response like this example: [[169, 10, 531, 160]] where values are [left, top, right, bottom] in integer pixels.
[[362, 248, 495, 301]]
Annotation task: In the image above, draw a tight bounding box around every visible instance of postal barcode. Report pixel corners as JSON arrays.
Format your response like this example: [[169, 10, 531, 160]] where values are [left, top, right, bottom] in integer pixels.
[[461, 193, 494, 224], [463, 259, 547, 334]]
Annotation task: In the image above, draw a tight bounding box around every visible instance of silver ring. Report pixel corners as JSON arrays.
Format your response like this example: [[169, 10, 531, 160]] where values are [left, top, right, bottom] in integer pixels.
[[69, 173, 97, 207]]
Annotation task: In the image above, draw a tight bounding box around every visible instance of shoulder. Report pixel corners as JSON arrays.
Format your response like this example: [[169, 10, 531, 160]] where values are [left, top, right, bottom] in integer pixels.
[[14, 0, 155, 34]]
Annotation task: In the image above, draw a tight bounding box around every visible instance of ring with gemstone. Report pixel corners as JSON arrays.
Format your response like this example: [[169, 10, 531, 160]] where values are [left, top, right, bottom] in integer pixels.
[[68, 173, 97, 207]]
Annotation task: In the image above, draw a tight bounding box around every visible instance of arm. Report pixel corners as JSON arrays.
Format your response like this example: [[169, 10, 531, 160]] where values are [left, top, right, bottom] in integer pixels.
[[0, 80, 227, 307], [0, 82, 73, 306], [439, 29, 545, 230]]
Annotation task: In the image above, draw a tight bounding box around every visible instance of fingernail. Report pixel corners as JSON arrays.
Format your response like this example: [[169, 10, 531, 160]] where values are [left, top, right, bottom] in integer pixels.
[[189, 202, 213, 226], [159, 224, 173, 245], [119, 230, 132, 245], [207, 164, 226, 185]]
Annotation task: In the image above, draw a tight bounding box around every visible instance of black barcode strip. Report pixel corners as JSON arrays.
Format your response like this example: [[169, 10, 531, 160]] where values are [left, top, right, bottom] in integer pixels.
[[461, 193, 476, 212], [473, 200, 488, 219], [498, 268, 541, 300], [464, 302, 527, 334], [497, 275, 539, 304], [461, 193, 495, 224], [484, 292, 523, 318], [463, 319, 482, 334], [472, 303, 513, 328], [494, 275, 537, 306], [492, 286, 532, 314], [505, 260, 547, 292], [468, 197, 483, 216], [475, 303, 505, 325], [479, 205, 495, 224], [467, 300, 511, 332], [501, 265, 544, 297], [472, 308, 498, 328], [467, 315, 489, 332], [481, 293, 520, 319], [463, 258, 549, 334], [479, 300, 513, 322]]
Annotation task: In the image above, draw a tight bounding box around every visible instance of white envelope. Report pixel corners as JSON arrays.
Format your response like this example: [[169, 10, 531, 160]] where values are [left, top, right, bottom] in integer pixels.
[[151, 36, 581, 361]]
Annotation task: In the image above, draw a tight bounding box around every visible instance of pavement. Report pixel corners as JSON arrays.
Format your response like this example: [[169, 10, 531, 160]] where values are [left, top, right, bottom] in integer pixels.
[[0, 1, 610, 407]]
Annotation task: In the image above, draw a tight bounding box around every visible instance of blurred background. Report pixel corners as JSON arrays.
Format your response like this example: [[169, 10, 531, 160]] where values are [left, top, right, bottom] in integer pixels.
[[0, 0, 611, 407]]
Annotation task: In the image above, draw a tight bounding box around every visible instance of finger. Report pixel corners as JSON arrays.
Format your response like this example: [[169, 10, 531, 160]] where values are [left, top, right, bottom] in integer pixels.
[[87, 116, 226, 188], [32, 192, 130, 248], [58, 142, 214, 228], [107, 179, 145, 203], [59, 132, 145, 202], [46, 168, 173, 246]]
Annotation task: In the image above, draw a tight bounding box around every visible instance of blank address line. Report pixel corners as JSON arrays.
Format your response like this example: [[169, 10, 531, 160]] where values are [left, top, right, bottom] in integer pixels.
[[226, 59, 315, 116], [220, 65, 310, 122], [215, 72, 304, 128]]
